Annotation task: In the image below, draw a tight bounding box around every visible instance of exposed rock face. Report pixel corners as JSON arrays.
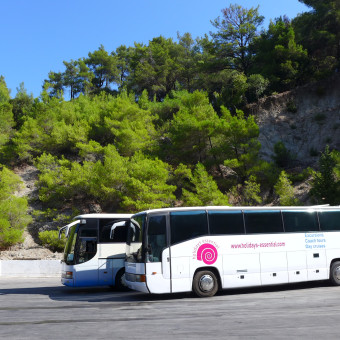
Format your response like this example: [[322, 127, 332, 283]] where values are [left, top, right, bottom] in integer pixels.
[[245, 74, 340, 166]]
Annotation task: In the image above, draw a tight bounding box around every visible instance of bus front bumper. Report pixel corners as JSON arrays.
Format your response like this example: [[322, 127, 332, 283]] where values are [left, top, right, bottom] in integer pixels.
[[125, 272, 149, 293]]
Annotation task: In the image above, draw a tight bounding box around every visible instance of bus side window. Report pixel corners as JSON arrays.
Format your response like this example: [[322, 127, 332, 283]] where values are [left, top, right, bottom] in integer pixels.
[[99, 219, 127, 243], [170, 211, 208, 245], [110, 222, 128, 242], [208, 211, 244, 235], [283, 211, 319, 232], [244, 211, 283, 234], [319, 211, 340, 231]]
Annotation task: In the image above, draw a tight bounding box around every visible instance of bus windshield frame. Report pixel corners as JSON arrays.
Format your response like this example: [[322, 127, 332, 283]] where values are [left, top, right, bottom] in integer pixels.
[[126, 213, 145, 263], [63, 222, 98, 265]]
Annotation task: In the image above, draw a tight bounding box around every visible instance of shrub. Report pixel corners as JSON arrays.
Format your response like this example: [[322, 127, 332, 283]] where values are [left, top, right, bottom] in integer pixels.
[[286, 100, 297, 113], [273, 141, 293, 168], [0, 218, 24, 250], [176, 163, 229, 206], [274, 171, 300, 206], [39, 230, 66, 252], [230, 175, 262, 206], [310, 146, 340, 205], [0, 166, 32, 249]]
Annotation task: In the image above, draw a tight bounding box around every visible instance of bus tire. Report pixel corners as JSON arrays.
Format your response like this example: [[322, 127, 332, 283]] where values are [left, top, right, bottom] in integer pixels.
[[192, 270, 218, 297], [330, 261, 340, 286], [115, 269, 128, 291]]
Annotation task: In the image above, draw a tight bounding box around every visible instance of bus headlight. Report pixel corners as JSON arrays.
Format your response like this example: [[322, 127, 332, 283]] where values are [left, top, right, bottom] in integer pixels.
[[62, 271, 73, 279], [135, 274, 146, 282], [125, 273, 146, 282]]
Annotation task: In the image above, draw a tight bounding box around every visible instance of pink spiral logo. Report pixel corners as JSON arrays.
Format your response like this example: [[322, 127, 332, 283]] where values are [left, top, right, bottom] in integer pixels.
[[197, 243, 218, 265]]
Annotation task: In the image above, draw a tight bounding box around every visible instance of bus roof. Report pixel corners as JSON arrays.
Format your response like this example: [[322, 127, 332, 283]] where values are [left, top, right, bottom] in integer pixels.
[[132, 206, 340, 216], [74, 213, 132, 220]]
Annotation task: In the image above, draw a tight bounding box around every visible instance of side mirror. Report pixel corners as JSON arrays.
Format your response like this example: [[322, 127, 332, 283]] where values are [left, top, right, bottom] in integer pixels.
[[110, 221, 127, 240], [58, 219, 82, 239]]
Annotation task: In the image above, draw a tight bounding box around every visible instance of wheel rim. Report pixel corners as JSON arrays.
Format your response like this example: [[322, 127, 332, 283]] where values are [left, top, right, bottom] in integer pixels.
[[199, 274, 214, 292], [334, 266, 340, 281]]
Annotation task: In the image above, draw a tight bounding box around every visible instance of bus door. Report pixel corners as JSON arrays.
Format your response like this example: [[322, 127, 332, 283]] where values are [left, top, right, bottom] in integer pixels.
[[74, 228, 98, 287], [145, 214, 171, 293]]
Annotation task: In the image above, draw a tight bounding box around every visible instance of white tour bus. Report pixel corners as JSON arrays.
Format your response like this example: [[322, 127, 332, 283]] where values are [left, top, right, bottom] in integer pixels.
[[59, 213, 131, 288], [125, 206, 340, 297]]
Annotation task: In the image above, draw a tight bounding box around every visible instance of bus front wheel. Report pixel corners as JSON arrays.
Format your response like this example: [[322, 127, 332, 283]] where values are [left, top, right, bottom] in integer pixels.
[[193, 270, 218, 297], [115, 269, 128, 291], [330, 261, 340, 286]]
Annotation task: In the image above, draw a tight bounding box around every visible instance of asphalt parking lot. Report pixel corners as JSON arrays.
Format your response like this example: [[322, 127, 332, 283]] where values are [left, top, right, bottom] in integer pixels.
[[1, 277, 340, 339]]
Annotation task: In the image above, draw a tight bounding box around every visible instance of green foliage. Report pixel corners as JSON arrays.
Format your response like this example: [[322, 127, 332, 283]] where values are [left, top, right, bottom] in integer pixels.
[[86, 45, 119, 94], [103, 91, 158, 156], [230, 175, 262, 206], [13, 93, 158, 161], [243, 175, 262, 205], [273, 141, 293, 168], [121, 152, 176, 211], [39, 230, 66, 252], [87, 144, 129, 208], [289, 167, 314, 183], [0, 102, 15, 149], [216, 108, 261, 181], [274, 171, 300, 206], [310, 146, 340, 205], [10, 83, 34, 128], [252, 17, 309, 92], [0, 166, 22, 199], [210, 4, 264, 75], [286, 100, 298, 113], [246, 74, 270, 102], [35, 146, 176, 212], [175, 163, 228, 206], [293, 0, 340, 78], [0, 76, 11, 103], [209, 70, 248, 109], [167, 91, 220, 164], [0, 166, 32, 249]]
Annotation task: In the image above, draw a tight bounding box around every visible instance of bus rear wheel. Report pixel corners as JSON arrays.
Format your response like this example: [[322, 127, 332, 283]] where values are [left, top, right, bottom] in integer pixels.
[[193, 270, 218, 297], [330, 261, 340, 286]]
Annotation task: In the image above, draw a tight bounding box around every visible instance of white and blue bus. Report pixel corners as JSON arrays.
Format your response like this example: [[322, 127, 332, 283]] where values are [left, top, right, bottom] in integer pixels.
[[59, 213, 131, 288], [125, 206, 340, 297]]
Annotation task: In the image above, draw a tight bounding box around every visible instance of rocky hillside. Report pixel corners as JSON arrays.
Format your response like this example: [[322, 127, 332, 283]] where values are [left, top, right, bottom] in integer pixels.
[[246, 74, 340, 166]]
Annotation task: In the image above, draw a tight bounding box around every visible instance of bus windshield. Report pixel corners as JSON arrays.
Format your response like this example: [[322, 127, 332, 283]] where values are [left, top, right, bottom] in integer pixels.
[[63, 223, 78, 264], [126, 214, 144, 263], [63, 223, 98, 265]]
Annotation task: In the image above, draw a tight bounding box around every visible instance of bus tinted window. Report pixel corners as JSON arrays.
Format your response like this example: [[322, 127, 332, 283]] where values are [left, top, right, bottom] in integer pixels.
[[99, 219, 127, 243], [78, 219, 98, 238], [244, 211, 283, 234], [208, 211, 244, 235], [170, 211, 208, 245], [283, 211, 319, 232], [319, 211, 340, 231], [147, 215, 167, 262]]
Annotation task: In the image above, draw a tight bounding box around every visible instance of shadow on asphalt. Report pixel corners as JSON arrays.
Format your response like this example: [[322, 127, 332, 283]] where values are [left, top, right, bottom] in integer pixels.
[[0, 279, 332, 304]]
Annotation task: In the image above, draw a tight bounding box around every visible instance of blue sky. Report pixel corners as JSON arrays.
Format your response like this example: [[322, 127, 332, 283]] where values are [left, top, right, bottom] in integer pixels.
[[1, 0, 309, 98]]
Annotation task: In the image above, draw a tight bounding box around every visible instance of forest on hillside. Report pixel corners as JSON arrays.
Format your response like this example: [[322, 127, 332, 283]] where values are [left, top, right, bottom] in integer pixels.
[[0, 0, 339, 250]]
